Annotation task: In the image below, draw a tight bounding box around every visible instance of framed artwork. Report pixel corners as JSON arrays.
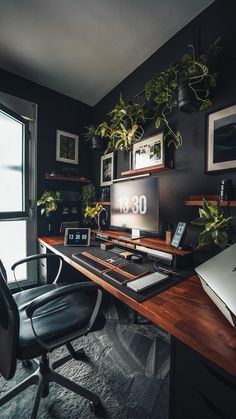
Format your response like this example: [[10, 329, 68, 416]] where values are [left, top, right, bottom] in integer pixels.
[[56, 130, 79, 164], [132, 133, 164, 170], [207, 104, 236, 172], [100, 152, 114, 186]]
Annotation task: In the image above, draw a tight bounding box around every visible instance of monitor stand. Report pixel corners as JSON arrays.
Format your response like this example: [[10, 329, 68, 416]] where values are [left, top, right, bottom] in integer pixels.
[[119, 229, 143, 240]]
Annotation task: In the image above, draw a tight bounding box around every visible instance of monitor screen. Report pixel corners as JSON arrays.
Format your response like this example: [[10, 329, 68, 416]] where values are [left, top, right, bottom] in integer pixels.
[[110, 176, 159, 233]]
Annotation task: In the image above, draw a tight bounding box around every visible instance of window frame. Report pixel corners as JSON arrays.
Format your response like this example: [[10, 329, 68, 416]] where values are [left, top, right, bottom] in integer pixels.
[[0, 103, 29, 220]]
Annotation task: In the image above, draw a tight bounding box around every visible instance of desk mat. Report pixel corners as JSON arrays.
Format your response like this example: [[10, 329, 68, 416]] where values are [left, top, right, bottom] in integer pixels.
[[53, 244, 193, 302]]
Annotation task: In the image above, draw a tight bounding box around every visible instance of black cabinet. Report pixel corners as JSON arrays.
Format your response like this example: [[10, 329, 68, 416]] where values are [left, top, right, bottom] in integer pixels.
[[38, 241, 88, 284], [170, 337, 236, 418]]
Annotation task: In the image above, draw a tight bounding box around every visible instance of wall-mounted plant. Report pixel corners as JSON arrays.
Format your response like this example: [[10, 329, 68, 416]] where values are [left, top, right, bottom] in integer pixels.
[[191, 198, 234, 249], [37, 190, 62, 216], [87, 39, 220, 152], [145, 38, 220, 148], [83, 124, 104, 150], [145, 64, 182, 148], [96, 96, 144, 153]]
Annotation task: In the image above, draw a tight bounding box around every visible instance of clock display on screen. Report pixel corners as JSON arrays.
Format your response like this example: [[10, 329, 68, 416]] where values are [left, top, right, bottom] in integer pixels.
[[64, 228, 91, 246]]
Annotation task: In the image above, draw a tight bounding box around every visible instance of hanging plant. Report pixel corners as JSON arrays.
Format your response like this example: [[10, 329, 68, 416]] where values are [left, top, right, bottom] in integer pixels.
[[85, 38, 220, 152], [96, 95, 144, 153], [83, 124, 104, 150], [145, 64, 182, 148], [145, 38, 221, 148]]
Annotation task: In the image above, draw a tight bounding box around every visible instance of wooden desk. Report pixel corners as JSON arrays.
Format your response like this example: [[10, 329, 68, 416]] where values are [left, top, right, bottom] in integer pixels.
[[38, 236, 236, 417]]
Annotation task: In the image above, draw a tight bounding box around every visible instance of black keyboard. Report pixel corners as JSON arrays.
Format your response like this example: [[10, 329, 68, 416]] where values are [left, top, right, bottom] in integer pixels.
[[85, 247, 127, 267]]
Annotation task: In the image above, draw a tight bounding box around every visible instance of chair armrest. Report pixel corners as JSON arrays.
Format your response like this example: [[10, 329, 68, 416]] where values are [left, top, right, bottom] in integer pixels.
[[11, 253, 64, 288], [26, 282, 99, 318], [11, 254, 64, 270], [25, 282, 103, 352]]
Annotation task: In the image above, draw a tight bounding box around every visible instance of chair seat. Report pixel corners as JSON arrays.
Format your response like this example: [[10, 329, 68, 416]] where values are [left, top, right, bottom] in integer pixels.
[[14, 283, 105, 360]]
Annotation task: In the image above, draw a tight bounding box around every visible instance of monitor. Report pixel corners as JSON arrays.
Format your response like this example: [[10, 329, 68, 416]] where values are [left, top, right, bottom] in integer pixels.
[[110, 176, 159, 237]]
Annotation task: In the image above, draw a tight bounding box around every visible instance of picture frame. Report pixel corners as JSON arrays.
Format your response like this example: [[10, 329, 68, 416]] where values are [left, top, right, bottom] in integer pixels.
[[100, 152, 114, 186], [207, 104, 236, 172], [56, 130, 79, 164], [132, 133, 164, 170]]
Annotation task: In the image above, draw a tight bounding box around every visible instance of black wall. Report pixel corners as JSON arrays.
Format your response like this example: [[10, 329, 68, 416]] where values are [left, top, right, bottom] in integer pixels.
[[0, 69, 92, 234], [93, 0, 236, 244], [1, 0, 236, 243]]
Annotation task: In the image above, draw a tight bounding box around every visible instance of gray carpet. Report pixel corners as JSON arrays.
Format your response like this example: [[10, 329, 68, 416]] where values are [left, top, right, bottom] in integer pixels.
[[0, 297, 170, 418]]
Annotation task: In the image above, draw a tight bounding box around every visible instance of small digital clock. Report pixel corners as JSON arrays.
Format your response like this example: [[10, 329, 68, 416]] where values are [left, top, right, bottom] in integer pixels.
[[64, 228, 91, 246], [171, 222, 186, 248]]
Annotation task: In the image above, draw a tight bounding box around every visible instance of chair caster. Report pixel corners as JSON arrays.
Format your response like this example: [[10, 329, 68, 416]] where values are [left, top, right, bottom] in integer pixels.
[[89, 400, 104, 417], [22, 360, 33, 369]]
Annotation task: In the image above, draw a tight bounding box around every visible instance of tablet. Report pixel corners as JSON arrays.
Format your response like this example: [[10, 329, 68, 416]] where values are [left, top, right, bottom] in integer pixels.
[[64, 228, 91, 246]]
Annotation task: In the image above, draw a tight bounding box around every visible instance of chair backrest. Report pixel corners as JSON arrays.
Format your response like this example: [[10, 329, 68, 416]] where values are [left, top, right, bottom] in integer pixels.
[[0, 260, 19, 379]]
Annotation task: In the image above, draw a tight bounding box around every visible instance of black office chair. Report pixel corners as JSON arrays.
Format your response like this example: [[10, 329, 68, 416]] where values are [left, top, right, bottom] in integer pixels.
[[0, 254, 105, 418]]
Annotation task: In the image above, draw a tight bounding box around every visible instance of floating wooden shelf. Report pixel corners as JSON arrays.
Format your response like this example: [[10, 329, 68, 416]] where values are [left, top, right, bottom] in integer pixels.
[[121, 161, 173, 177], [184, 195, 236, 207], [45, 174, 90, 183]]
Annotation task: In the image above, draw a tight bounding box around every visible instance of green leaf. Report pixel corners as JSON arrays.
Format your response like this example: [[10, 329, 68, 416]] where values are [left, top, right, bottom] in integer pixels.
[[155, 117, 161, 129], [191, 217, 208, 226]]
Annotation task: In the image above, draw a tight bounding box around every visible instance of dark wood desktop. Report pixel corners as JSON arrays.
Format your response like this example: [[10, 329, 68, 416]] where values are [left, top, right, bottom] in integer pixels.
[[38, 234, 236, 418]]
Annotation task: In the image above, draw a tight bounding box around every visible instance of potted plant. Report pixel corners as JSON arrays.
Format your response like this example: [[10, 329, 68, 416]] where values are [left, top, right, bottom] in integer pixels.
[[83, 125, 104, 150], [79, 184, 96, 217], [191, 198, 234, 249], [176, 42, 219, 113], [37, 190, 62, 216], [145, 38, 220, 148], [84, 203, 103, 220], [96, 95, 145, 153]]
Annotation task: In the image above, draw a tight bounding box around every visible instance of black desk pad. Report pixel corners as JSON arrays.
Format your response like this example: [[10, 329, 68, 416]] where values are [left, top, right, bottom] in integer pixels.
[[53, 244, 193, 302]]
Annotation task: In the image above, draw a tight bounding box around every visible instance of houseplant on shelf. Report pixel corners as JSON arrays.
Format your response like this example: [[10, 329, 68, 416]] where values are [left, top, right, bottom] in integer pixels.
[[37, 190, 62, 216], [191, 198, 234, 249]]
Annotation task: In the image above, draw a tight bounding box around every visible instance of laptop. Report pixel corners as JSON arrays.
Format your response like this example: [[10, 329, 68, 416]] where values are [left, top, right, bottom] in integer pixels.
[[195, 243, 236, 327]]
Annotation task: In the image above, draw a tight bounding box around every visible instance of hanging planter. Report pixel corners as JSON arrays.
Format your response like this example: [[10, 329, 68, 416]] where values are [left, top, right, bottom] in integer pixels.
[[82, 38, 220, 152], [83, 125, 104, 150], [90, 135, 104, 150], [177, 81, 198, 113]]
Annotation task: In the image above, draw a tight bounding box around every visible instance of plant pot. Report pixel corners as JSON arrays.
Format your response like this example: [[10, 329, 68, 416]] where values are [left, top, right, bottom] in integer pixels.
[[91, 135, 104, 150], [177, 82, 198, 113]]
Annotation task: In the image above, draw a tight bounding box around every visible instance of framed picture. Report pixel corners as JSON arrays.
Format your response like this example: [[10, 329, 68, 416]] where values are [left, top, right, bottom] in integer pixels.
[[207, 104, 236, 172], [56, 130, 79, 164], [100, 152, 114, 186], [132, 133, 164, 170]]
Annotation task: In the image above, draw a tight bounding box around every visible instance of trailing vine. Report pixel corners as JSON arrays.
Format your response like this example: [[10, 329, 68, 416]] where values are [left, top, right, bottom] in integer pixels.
[[87, 38, 220, 152]]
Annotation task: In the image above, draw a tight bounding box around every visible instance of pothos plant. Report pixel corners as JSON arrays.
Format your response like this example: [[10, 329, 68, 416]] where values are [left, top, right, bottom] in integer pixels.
[[191, 198, 234, 249], [90, 38, 220, 152], [96, 95, 145, 153], [37, 190, 62, 216], [145, 38, 220, 148]]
